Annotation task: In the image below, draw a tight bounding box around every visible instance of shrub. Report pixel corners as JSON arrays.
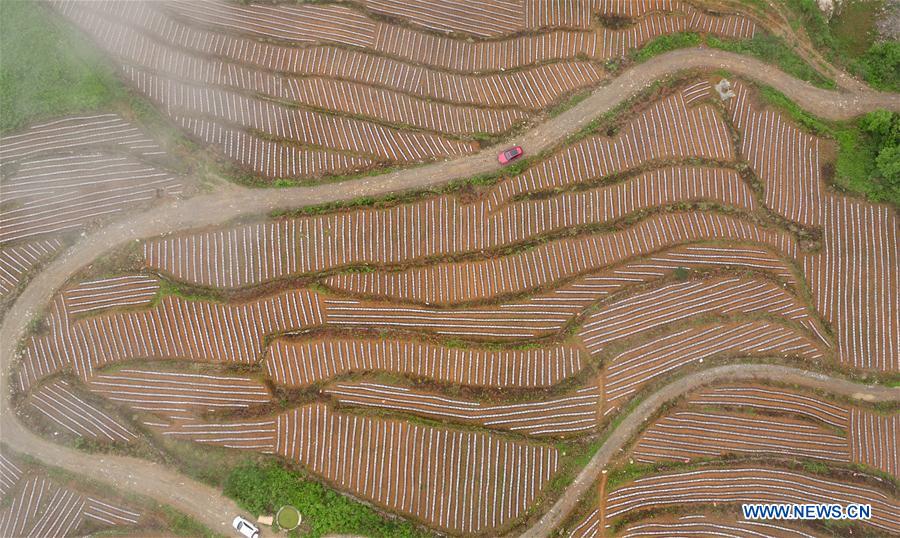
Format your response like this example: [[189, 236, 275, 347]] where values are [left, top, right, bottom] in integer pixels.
[[835, 110, 900, 205], [852, 41, 900, 92], [784, 0, 898, 91], [673, 267, 690, 281]]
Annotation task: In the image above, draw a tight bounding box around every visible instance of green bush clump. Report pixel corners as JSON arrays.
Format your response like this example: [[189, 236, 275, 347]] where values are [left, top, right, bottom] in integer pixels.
[[224, 461, 428, 538], [707, 33, 835, 89], [834, 110, 900, 205], [851, 41, 900, 92], [631, 32, 702, 62]]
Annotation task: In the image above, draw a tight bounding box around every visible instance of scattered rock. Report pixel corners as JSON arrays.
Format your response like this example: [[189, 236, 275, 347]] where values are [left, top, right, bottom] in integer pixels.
[[816, 0, 842, 20], [715, 78, 736, 101], [875, 0, 900, 40]]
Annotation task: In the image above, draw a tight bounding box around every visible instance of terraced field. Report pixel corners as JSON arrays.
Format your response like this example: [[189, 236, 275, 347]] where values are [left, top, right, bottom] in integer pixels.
[[11, 72, 898, 535], [5, 1, 899, 532], [571, 465, 899, 537], [568, 381, 899, 537], [605, 467, 899, 532], [0, 115, 182, 306], [0, 452, 143, 537], [631, 383, 897, 471], [44, 0, 759, 182]]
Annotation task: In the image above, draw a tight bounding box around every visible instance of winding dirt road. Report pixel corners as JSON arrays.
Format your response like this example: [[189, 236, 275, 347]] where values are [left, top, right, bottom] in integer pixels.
[[1, 48, 899, 536]]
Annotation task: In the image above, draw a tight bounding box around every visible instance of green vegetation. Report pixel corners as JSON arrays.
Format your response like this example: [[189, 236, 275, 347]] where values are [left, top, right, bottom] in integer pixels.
[[154, 279, 225, 305], [707, 33, 836, 89], [605, 459, 709, 491], [224, 461, 429, 538], [758, 86, 830, 134], [783, 0, 842, 55], [0, 1, 124, 132], [834, 110, 900, 204], [631, 32, 702, 62], [851, 41, 900, 91], [801, 459, 830, 474]]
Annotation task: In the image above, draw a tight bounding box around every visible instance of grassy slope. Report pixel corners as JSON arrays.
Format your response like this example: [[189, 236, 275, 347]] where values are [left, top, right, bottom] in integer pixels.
[[0, 0, 124, 132], [630, 31, 836, 89], [829, 0, 883, 56], [781, 0, 899, 91], [707, 33, 836, 89], [631, 32, 703, 62]]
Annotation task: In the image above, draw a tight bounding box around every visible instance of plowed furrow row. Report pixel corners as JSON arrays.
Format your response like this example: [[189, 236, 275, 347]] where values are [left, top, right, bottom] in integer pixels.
[[604, 468, 899, 532], [327, 224, 794, 306], [325, 382, 600, 436], [17, 290, 324, 391], [729, 81, 823, 227], [0, 114, 181, 245], [0, 239, 63, 297], [86, 369, 271, 421], [686, 385, 850, 428], [617, 516, 825, 538], [802, 196, 898, 372], [849, 409, 899, 478], [272, 404, 558, 533], [28, 380, 135, 443], [602, 320, 825, 408], [580, 277, 823, 354], [488, 90, 732, 209], [62, 275, 159, 315], [264, 337, 584, 388], [631, 411, 848, 463], [0, 455, 23, 499], [145, 203, 794, 289]]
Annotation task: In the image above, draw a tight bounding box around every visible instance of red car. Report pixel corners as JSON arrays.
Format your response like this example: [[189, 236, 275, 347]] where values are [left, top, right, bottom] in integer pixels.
[[498, 146, 524, 165]]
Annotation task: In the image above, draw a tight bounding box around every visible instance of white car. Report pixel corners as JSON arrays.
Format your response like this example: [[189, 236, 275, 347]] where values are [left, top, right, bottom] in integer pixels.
[[233, 516, 260, 538]]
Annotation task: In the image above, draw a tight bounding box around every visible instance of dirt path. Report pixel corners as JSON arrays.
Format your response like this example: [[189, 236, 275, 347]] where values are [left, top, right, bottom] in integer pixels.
[[1, 48, 899, 536], [518, 364, 900, 538]]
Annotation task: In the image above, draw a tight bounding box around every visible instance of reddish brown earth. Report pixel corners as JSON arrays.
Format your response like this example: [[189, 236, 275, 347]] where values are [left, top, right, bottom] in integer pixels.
[[2, 49, 899, 536]]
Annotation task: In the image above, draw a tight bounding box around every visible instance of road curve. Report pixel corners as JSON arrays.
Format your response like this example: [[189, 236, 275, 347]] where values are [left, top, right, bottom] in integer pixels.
[[519, 364, 900, 538], [2, 47, 899, 535]]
